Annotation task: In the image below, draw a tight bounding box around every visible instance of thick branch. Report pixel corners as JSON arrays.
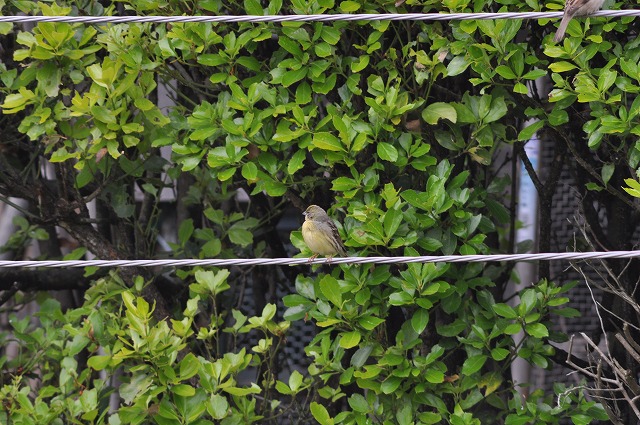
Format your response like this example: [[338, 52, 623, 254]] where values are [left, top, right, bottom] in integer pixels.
[[514, 141, 544, 194], [0, 281, 23, 306], [0, 268, 94, 292], [515, 137, 567, 280], [58, 220, 172, 322]]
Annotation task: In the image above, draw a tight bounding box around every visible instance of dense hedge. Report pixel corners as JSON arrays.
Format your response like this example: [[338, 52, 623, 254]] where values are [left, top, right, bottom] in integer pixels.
[[2, 0, 636, 423]]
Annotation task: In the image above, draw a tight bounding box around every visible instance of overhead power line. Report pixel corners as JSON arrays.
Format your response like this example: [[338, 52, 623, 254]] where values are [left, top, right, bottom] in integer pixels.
[[0, 251, 639, 268], [0, 10, 637, 24]]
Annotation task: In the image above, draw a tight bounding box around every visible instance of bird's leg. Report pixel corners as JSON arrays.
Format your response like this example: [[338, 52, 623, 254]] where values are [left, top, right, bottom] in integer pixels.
[[308, 253, 319, 263]]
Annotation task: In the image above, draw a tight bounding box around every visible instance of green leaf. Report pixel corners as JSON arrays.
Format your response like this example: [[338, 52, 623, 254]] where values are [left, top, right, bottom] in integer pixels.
[[495, 65, 516, 79], [358, 315, 385, 330], [224, 383, 262, 396], [66, 335, 89, 356], [262, 177, 287, 196], [91, 105, 116, 124], [513, 83, 528, 94], [195, 270, 230, 295], [134, 98, 155, 111], [531, 353, 548, 368], [241, 162, 258, 181], [396, 401, 412, 425], [348, 393, 369, 413], [228, 222, 254, 247], [504, 323, 523, 334], [383, 208, 403, 239], [505, 414, 534, 425], [422, 102, 457, 125], [312, 73, 337, 94], [491, 347, 510, 361], [172, 384, 195, 397], [158, 398, 179, 420], [36, 61, 61, 97], [571, 414, 595, 425], [623, 178, 640, 198], [351, 344, 374, 367], [522, 69, 547, 80], [447, 56, 470, 76], [524, 322, 549, 338], [377, 142, 398, 162], [312, 132, 344, 151], [178, 219, 194, 245], [244, 0, 263, 15], [321, 27, 341, 45], [332, 177, 358, 192], [198, 54, 227, 66], [287, 149, 306, 175], [351, 55, 370, 73], [310, 402, 333, 425], [518, 288, 536, 315], [237, 56, 261, 71], [601, 163, 614, 186], [597, 69, 617, 93], [278, 37, 303, 57], [425, 368, 444, 383], [282, 68, 307, 87], [518, 120, 544, 141], [1, 92, 31, 112], [436, 320, 466, 337], [411, 308, 429, 334], [118, 374, 154, 405], [340, 0, 361, 11], [0, 23, 13, 35], [179, 353, 200, 380], [207, 394, 229, 420], [295, 81, 312, 104], [87, 355, 111, 371], [401, 189, 431, 211], [288, 370, 303, 392], [547, 297, 569, 307], [276, 380, 292, 395], [320, 275, 342, 307], [492, 303, 518, 319], [483, 97, 508, 123], [339, 331, 361, 349], [315, 42, 333, 57], [461, 354, 487, 375], [549, 61, 578, 73], [381, 377, 402, 394]]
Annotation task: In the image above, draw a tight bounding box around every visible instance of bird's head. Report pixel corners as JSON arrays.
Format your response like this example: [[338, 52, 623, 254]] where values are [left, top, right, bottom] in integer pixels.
[[303, 205, 327, 220]]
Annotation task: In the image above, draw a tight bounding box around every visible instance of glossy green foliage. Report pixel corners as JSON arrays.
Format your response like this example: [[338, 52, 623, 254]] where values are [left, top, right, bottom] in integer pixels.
[[0, 271, 287, 424], [0, 0, 622, 422]]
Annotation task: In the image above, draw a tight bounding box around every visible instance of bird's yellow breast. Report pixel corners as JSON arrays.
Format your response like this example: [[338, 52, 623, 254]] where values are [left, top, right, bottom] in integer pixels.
[[302, 220, 338, 255]]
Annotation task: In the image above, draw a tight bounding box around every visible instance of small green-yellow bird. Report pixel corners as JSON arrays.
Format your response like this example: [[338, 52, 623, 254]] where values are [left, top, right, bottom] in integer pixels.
[[301, 205, 347, 260]]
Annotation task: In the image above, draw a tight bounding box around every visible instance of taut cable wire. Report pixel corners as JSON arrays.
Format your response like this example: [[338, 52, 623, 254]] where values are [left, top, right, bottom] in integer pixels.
[[0, 10, 637, 24], [0, 251, 639, 268]]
